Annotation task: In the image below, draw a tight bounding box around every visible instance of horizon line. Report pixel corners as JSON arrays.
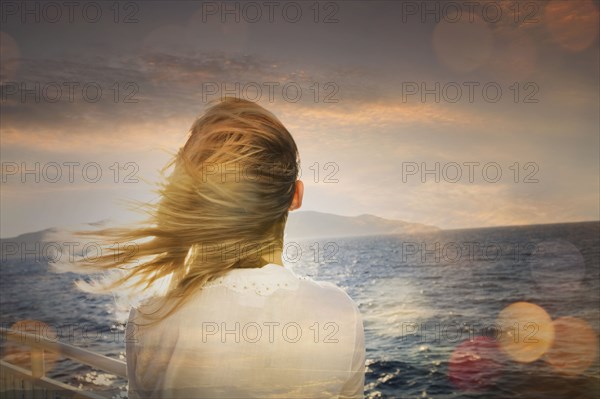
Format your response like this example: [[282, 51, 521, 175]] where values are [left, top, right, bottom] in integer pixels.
[[1, 211, 598, 240]]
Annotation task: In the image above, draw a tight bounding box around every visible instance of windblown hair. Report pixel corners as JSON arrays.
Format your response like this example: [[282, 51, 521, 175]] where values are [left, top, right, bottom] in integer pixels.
[[76, 98, 299, 324]]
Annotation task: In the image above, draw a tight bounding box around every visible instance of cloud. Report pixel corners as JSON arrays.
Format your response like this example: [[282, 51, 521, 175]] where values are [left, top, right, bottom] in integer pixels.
[[544, 0, 599, 52], [2, 49, 494, 155]]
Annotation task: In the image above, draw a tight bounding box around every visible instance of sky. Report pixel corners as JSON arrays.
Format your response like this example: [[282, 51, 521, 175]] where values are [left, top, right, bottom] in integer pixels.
[[1, 0, 599, 238]]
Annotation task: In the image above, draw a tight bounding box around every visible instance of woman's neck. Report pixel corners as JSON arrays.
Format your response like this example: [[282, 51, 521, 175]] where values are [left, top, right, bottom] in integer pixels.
[[261, 246, 284, 267]]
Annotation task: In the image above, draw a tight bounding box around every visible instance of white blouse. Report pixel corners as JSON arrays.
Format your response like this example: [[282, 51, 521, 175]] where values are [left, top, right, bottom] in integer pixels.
[[126, 263, 365, 398]]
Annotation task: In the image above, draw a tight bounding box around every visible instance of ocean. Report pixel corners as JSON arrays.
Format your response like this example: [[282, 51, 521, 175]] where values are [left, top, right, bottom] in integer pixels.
[[1, 221, 599, 398]]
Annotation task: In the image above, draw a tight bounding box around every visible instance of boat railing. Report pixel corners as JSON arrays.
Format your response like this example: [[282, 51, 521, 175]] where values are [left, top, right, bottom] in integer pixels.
[[0, 327, 126, 398]]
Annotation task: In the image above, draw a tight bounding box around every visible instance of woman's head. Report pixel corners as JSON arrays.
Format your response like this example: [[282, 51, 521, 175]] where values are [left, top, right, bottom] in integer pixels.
[[163, 97, 302, 266], [184, 97, 302, 238], [77, 97, 303, 323]]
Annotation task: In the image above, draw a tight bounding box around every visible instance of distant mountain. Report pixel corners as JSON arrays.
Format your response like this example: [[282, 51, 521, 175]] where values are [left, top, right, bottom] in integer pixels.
[[0, 228, 60, 262], [0, 227, 74, 264], [285, 211, 439, 239], [0, 212, 439, 261]]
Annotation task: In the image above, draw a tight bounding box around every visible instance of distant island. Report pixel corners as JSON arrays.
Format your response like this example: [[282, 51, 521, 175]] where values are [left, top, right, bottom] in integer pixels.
[[286, 211, 439, 239], [0, 212, 440, 260]]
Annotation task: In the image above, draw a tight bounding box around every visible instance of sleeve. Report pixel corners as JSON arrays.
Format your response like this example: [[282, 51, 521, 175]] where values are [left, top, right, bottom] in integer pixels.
[[339, 304, 366, 399]]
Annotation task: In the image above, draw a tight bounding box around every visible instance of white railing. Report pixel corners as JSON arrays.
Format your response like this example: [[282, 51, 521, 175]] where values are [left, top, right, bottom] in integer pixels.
[[0, 327, 127, 398]]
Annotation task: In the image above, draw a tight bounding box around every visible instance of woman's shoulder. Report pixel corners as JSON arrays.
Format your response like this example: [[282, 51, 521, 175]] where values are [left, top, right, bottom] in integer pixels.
[[201, 263, 353, 301], [298, 275, 360, 310], [129, 264, 361, 326], [297, 273, 347, 295]]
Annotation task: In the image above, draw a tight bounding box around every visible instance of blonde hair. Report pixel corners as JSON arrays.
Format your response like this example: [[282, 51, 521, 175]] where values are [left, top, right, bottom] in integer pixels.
[[77, 98, 299, 324]]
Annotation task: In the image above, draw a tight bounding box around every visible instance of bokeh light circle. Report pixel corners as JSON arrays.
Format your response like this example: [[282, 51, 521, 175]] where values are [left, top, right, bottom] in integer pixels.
[[528, 239, 586, 292], [448, 336, 503, 391], [488, 30, 537, 82], [496, 302, 554, 363], [3, 320, 59, 373], [545, 317, 599, 376], [545, 0, 599, 52]]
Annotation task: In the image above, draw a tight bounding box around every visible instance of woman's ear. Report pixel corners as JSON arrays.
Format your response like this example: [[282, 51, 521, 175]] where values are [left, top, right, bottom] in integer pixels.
[[289, 180, 304, 211]]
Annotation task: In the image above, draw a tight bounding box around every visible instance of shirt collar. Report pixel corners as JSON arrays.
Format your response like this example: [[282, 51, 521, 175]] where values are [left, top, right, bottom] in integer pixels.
[[204, 263, 301, 295]]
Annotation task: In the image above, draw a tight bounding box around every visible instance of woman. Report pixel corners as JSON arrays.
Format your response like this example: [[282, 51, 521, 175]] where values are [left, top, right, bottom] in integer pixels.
[[82, 98, 365, 398]]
